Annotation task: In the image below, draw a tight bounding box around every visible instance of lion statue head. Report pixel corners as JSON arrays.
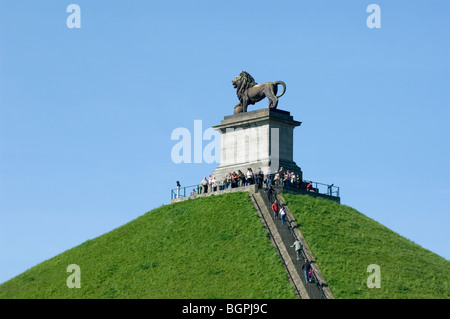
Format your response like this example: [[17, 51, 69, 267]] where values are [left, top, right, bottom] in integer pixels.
[[232, 71, 258, 101]]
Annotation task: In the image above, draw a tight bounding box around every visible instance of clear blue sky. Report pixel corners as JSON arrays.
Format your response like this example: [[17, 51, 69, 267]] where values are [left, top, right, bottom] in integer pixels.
[[1, 1, 449, 284]]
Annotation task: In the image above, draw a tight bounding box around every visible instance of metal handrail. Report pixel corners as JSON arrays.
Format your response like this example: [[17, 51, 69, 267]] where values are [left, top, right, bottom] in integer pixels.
[[171, 179, 340, 200], [171, 184, 203, 199], [282, 180, 340, 198]]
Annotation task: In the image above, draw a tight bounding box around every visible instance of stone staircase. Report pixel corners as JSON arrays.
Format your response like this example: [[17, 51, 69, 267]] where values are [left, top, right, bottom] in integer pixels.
[[250, 189, 333, 299]]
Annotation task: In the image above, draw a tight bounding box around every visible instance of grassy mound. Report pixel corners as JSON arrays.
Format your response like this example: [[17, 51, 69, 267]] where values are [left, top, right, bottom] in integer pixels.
[[283, 193, 450, 299], [0, 193, 296, 299]]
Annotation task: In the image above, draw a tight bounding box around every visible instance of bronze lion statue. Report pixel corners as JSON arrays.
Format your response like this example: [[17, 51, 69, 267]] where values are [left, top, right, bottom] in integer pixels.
[[232, 71, 286, 114]]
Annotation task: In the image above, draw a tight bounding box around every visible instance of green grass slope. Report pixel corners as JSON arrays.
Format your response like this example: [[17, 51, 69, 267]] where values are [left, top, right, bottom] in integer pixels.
[[0, 193, 296, 299], [283, 193, 450, 299]]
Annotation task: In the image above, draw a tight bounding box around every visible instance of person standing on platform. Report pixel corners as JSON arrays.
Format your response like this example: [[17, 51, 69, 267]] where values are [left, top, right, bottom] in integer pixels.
[[212, 177, 217, 192], [266, 166, 273, 187], [200, 177, 208, 194]]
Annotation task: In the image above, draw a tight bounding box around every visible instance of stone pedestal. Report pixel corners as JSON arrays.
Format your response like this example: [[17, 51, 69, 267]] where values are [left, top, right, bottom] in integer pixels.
[[211, 108, 302, 183]]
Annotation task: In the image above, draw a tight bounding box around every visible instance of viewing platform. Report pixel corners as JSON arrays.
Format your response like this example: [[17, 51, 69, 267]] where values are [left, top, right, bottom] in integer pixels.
[[170, 181, 340, 204]]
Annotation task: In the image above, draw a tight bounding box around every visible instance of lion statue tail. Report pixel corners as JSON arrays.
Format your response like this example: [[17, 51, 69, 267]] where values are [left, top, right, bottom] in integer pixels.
[[275, 81, 286, 98]]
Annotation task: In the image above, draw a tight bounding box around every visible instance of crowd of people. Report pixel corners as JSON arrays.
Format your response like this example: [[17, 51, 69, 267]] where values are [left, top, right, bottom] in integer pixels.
[[191, 166, 313, 196]]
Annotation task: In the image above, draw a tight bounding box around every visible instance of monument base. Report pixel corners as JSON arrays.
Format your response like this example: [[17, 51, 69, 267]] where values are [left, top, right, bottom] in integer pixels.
[[211, 108, 302, 183]]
